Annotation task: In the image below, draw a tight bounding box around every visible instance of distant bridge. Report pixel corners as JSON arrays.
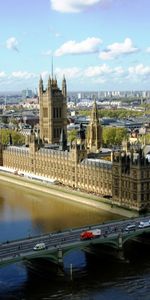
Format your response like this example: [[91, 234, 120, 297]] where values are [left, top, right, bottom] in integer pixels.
[[0, 215, 150, 268]]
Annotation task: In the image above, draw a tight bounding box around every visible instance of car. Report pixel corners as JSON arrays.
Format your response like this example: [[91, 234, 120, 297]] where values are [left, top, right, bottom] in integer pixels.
[[125, 224, 136, 231], [138, 221, 150, 228], [33, 242, 46, 250]]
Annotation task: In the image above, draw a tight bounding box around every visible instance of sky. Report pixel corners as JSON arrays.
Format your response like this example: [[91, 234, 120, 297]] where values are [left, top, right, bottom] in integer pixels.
[[1, 0, 150, 92]]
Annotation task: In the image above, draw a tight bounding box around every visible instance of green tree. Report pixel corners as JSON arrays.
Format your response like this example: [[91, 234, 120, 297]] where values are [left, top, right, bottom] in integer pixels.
[[79, 108, 143, 119], [0, 129, 10, 144], [0, 129, 25, 145], [140, 133, 150, 145], [11, 131, 25, 145], [102, 127, 128, 147], [67, 129, 77, 143], [115, 128, 128, 145]]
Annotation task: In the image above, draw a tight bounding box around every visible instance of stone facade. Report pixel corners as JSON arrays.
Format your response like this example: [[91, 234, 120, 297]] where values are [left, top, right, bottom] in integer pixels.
[[0, 76, 150, 212], [1, 142, 112, 197], [112, 150, 150, 211], [39, 75, 67, 144], [86, 99, 102, 152]]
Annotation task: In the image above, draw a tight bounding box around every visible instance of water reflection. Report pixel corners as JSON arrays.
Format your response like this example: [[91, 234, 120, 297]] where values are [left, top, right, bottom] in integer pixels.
[[0, 181, 121, 242], [0, 181, 131, 300], [1, 247, 150, 300]]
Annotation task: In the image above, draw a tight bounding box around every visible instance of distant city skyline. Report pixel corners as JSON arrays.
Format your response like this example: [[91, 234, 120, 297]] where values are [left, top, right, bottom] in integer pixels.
[[1, 0, 150, 91]]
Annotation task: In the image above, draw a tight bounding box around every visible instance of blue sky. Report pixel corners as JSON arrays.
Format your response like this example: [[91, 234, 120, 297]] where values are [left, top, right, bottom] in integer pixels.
[[1, 0, 150, 92]]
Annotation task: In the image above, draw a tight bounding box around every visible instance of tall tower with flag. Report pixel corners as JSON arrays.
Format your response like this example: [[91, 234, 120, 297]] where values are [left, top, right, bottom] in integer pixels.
[[38, 67, 67, 144]]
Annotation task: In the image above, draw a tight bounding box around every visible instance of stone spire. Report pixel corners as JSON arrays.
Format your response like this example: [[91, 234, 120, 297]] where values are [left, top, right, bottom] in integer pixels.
[[62, 74, 67, 98], [48, 75, 51, 87], [53, 75, 57, 87], [39, 75, 43, 94], [91, 98, 99, 123], [86, 99, 102, 153], [47, 75, 51, 89]]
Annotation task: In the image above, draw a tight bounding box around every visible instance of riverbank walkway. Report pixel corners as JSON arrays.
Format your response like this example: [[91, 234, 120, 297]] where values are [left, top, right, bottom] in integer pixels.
[[0, 171, 138, 218]]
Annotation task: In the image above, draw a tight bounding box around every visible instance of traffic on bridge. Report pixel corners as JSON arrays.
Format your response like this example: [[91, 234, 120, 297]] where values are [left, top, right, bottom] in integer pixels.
[[0, 215, 150, 266]]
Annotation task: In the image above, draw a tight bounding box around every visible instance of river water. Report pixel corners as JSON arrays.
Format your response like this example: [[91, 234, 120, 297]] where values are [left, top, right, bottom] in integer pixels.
[[0, 181, 150, 300]]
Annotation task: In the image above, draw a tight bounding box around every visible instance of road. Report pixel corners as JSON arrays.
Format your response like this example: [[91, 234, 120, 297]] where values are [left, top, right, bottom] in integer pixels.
[[0, 215, 150, 263]]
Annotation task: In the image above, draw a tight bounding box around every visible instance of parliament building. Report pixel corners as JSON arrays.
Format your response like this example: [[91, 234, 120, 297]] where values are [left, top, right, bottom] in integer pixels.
[[0, 76, 150, 212]]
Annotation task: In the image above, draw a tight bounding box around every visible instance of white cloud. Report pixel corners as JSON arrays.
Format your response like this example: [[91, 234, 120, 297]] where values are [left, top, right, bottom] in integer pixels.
[[146, 47, 150, 53], [50, 0, 102, 13], [54, 64, 127, 85], [40, 71, 49, 79], [114, 66, 125, 75], [0, 71, 39, 90], [6, 37, 19, 52], [55, 37, 102, 56], [1, 63, 150, 91], [55, 67, 82, 79], [11, 71, 37, 79], [128, 64, 150, 76], [0, 72, 6, 78], [84, 64, 112, 77], [99, 38, 138, 60]]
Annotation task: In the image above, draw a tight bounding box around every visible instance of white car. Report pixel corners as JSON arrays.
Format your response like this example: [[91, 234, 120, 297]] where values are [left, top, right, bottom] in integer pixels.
[[138, 221, 150, 228], [33, 242, 46, 250], [125, 224, 136, 231]]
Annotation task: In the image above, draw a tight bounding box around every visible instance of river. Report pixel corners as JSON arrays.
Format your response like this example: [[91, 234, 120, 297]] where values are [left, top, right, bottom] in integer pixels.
[[0, 181, 150, 300]]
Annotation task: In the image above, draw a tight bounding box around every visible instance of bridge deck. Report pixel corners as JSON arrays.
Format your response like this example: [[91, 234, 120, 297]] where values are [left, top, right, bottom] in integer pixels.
[[0, 215, 150, 266]]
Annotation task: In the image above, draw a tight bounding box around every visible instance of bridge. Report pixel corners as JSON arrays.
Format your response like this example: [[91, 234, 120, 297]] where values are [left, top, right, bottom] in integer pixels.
[[0, 215, 150, 268]]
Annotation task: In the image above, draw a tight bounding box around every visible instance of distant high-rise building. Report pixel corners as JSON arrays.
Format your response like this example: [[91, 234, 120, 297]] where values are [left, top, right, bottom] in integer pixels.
[[22, 89, 33, 99]]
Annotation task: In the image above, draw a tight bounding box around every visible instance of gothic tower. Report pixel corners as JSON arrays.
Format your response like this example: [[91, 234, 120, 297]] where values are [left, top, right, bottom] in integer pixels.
[[39, 73, 67, 144], [112, 148, 150, 211], [86, 100, 102, 152]]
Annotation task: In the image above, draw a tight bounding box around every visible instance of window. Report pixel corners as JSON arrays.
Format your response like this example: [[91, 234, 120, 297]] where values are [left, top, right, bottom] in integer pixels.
[[115, 189, 118, 196], [53, 128, 56, 138], [43, 108, 48, 118], [59, 108, 61, 118], [56, 108, 59, 118], [53, 107, 61, 118]]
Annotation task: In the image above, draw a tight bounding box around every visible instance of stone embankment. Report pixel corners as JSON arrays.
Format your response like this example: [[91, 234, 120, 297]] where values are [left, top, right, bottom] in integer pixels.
[[0, 172, 138, 218]]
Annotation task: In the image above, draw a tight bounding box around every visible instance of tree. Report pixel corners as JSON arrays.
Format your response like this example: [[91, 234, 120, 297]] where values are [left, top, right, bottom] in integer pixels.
[[79, 108, 143, 119], [0, 129, 10, 145], [115, 128, 128, 145], [140, 133, 150, 145], [0, 129, 25, 145], [102, 127, 128, 147], [67, 129, 77, 143], [11, 131, 25, 145]]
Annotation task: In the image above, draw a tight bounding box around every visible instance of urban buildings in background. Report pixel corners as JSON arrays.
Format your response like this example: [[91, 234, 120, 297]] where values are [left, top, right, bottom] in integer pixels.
[[0, 76, 150, 213], [22, 89, 33, 99]]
